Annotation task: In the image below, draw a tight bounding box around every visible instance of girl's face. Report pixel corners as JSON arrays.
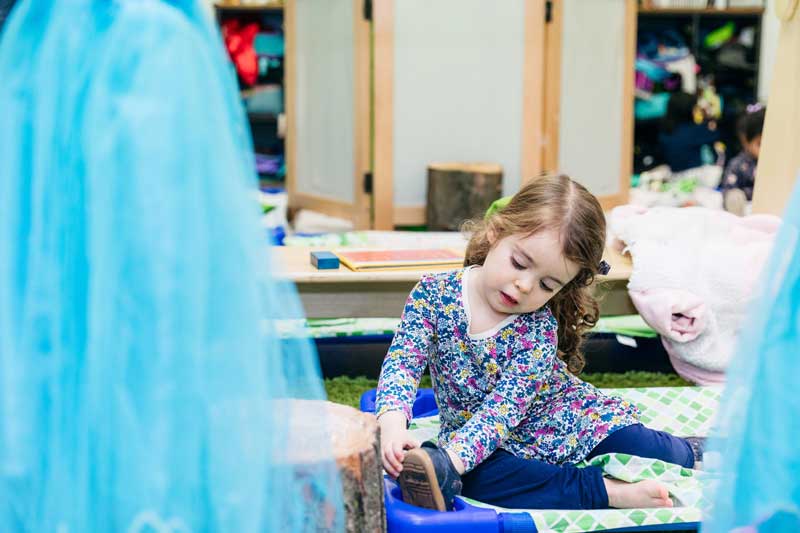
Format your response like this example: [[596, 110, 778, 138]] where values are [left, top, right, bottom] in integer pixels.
[[743, 134, 762, 159], [478, 229, 581, 316]]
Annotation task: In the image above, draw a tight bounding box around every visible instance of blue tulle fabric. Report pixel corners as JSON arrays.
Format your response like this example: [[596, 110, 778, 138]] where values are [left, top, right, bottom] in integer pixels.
[[703, 179, 800, 533], [0, 1, 343, 531]]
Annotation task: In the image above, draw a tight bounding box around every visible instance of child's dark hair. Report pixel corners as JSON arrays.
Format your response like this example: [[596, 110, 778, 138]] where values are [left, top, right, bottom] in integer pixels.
[[737, 104, 766, 142], [661, 92, 696, 134], [463, 174, 606, 374]]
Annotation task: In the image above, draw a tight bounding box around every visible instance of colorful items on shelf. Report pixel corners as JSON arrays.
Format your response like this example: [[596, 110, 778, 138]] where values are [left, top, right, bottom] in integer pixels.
[[696, 77, 723, 121], [635, 30, 698, 110], [221, 19, 285, 87], [637, 26, 697, 94], [221, 19, 260, 86], [634, 92, 671, 120], [244, 85, 283, 114], [638, 28, 689, 64], [704, 21, 736, 49], [259, 186, 289, 244], [254, 32, 284, 56], [254, 32, 284, 83], [255, 152, 284, 178]]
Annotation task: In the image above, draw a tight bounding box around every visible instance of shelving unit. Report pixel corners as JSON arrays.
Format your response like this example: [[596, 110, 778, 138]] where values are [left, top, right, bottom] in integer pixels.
[[214, 2, 286, 186], [632, 5, 764, 173], [213, 2, 283, 14]]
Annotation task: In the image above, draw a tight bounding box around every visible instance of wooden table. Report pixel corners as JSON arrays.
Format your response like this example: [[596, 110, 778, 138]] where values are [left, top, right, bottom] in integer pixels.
[[273, 246, 635, 319]]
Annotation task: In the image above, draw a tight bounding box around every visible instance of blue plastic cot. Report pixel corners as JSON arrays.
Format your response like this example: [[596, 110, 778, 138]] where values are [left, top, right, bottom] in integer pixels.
[[361, 388, 700, 533]]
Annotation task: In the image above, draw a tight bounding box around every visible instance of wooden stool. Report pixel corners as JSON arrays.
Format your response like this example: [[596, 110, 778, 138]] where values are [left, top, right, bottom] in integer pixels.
[[287, 400, 384, 532], [426, 162, 503, 231]]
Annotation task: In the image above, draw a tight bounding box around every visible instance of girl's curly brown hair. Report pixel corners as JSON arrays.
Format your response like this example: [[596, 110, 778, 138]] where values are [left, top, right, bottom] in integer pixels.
[[463, 174, 606, 374]]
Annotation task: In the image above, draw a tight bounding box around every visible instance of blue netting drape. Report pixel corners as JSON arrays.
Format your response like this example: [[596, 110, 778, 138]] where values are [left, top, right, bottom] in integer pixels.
[[0, 1, 343, 531], [0, 0, 15, 30], [702, 177, 800, 532]]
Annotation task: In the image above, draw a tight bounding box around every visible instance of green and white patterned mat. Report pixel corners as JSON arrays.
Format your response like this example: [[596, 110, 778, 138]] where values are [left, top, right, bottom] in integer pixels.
[[275, 318, 400, 339], [407, 387, 721, 533], [282, 230, 470, 250], [276, 315, 657, 341]]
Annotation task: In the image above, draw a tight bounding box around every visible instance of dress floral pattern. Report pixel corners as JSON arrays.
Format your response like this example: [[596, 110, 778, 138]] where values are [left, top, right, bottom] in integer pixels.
[[375, 268, 640, 472], [722, 151, 757, 200]]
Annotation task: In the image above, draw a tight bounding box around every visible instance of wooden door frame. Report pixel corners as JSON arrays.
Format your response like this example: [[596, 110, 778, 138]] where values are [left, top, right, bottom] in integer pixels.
[[542, 0, 637, 211], [285, 0, 372, 229], [520, 0, 548, 186], [373, 0, 394, 229], [752, 4, 800, 216], [372, 0, 548, 229]]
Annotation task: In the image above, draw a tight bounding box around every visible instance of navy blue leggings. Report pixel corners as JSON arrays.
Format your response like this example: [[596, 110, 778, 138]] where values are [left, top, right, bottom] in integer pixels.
[[460, 423, 694, 510]]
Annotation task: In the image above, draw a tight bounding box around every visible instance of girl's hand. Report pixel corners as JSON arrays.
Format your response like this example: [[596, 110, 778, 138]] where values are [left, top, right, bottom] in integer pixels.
[[381, 433, 421, 478], [378, 410, 420, 478]]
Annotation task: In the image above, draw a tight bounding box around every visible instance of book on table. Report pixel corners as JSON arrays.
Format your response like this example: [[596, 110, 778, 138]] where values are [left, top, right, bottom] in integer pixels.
[[333, 248, 464, 272]]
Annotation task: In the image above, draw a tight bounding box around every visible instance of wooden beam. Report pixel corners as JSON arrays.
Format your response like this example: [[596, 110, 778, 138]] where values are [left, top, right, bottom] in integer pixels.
[[752, 8, 800, 216], [393, 205, 426, 227], [290, 192, 363, 224], [352, 0, 371, 229], [617, 0, 637, 207], [284, 0, 297, 201], [373, 0, 395, 229], [521, 0, 547, 185], [598, 193, 628, 212], [542, 0, 562, 174]]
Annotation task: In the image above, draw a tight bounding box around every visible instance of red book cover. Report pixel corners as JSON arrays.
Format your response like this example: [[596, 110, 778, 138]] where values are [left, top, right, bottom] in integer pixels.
[[334, 248, 464, 271]]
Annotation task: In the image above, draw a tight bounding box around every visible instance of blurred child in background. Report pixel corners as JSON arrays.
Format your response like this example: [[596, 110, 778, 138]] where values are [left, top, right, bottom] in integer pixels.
[[720, 103, 766, 215], [658, 91, 719, 173]]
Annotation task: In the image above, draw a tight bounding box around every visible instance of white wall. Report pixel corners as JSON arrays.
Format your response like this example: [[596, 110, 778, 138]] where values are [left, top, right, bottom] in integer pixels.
[[293, 0, 356, 203], [557, 0, 627, 197], [392, 0, 526, 205]]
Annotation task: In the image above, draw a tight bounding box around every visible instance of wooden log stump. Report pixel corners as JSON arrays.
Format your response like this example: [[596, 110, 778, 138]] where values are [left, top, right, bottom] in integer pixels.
[[426, 162, 503, 231], [288, 400, 384, 532]]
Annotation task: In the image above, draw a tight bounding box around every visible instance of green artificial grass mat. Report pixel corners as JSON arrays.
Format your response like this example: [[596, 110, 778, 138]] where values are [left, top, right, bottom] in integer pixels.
[[324, 371, 691, 409]]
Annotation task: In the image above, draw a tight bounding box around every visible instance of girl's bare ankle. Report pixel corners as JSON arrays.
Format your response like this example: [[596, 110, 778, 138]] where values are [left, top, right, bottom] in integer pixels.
[[604, 478, 672, 509]]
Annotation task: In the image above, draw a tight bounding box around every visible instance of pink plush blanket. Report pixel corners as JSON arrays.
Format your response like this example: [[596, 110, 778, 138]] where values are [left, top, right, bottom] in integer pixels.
[[609, 205, 780, 384]]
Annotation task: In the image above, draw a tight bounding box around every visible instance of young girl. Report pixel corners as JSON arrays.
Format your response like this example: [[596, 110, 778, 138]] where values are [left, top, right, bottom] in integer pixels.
[[375, 175, 701, 512], [721, 103, 766, 215]]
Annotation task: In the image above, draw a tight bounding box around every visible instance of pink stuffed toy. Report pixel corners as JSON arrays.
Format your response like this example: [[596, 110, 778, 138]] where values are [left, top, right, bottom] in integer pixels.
[[609, 205, 780, 384]]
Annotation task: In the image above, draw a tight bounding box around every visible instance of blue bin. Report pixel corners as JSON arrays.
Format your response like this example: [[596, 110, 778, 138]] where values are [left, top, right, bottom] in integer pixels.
[[383, 477, 536, 532], [359, 388, 438, 418], [366, 389, 698, 533]]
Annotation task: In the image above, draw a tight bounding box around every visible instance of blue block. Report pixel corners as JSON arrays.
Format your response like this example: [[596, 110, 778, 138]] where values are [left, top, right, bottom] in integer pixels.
[[310, 251, 339, 270]]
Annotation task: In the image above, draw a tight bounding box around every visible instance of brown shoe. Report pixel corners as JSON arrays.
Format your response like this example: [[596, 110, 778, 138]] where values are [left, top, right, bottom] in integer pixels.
[[397, 443, 462, 512]]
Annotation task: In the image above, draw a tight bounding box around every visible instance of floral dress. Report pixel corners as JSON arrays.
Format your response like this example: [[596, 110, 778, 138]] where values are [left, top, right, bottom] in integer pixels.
[[375, 268, 640, 472], [722, 151, 757, 200]]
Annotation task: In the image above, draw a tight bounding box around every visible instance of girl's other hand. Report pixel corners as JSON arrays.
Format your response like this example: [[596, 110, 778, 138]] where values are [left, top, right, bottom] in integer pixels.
[[378, 410, 420, 477], [381, 434, 421, 478]]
